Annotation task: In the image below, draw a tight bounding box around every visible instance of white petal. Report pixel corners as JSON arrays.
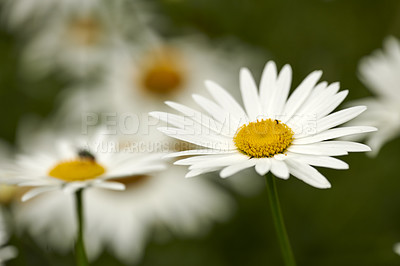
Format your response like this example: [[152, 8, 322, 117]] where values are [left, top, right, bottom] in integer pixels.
[[282, 70, 322, 122], [288, 154, 349, 169], [185, 166, 222, 178], [240, 68, 262, 120], [94, 181, 125, 191], [185, 170, 203, 178], [270, 159, 290, 179], [158, 127, 235, 150], [255, 159, 271, 176], [149, 111, 187, 129], [259, 61, 278, 110], [63, 182, 87, 194], [192, 94, 228, 123], [312, 141, 371, 152], [175, 154, 234, 165], [164, 149, 236, 158], [285, 159, 331, 189], [293, 126, 377, 145], [288, 144, 348, 156], [205, 80, 248, 121], [273, 64, 292, 114], [104, 164, 166, 179], [219, 159, 256, 178], [316, 90, 349, 119], [316, 106, 367, 133], [295, 82, 340, 116], [188, 154, 248, 170], [21, 186, 59, 202], [17, 179, 61, 187], [163, 101, 227, 134]]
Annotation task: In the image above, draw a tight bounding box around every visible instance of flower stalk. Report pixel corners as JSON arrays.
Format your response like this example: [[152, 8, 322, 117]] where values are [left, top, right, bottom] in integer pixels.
[[265, 173, 296, 266], [75, 189, 89, 266]]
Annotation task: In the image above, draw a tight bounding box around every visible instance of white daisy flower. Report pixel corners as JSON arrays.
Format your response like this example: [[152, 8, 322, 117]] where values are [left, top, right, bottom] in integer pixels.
[[13, 164, 233, 264], [345, 36, 400, 155], [7, 124, 166, 201], [151, 61, 376, 188], [0, 210, 17, 265]]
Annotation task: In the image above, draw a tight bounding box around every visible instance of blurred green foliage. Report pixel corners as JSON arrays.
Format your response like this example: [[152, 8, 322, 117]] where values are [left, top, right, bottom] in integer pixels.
[[2, 0, 400, 265]]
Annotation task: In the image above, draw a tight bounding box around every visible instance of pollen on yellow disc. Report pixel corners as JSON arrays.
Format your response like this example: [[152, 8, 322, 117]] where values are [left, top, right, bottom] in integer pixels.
[[234, 119, 294, 158], [48, 159, 106, 182], [68, 17, 102, 46], [139, 48, 185, 95]]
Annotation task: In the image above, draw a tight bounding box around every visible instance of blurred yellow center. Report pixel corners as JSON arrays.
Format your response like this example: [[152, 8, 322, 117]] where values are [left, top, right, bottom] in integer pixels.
[[139, 48, 185, 95], [234, 119, 294, 158], [48, 159, 106, 182], [68, 18, 102, 46]]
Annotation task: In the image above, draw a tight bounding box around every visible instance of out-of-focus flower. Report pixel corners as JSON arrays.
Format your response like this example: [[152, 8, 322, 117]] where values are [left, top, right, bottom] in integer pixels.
[[394, 242, 400, 256], [20, 6, 118, 78], [151, 61, 376, 188], [12, 119, 233, 264], [0, 210, 17, 265], [1, 0, 100, 30], [98, 35, 259, 114], [2, 0, 159, 79], [14, 165, 233, 264], [345, 37, 400, 155], [5, 120, 166, 201], [2, 0, 153, 32]]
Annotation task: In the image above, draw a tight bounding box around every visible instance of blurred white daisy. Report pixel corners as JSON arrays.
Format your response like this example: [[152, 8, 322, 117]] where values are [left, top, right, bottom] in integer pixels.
[[11, 116, 233, 263], [13, 162, 233, 264], [151, 61, 376, 188], [98, 35, 261, 114], [345, 37, 400, 155], [20, 5, 118, 78], [1, 0, 100, 30], [6, 122, 166, 201], [394, 242, 400, 256], [0, 210, 17, 265]]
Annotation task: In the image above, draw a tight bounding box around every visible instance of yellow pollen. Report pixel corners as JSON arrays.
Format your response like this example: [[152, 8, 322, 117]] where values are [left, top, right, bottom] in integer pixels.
[[139, 48, 185, 95], [234, 119, 294, 158], [48, 159, 106, 182]]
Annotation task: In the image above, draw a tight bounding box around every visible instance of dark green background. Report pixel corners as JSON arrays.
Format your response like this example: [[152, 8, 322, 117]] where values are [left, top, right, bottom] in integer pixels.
[[2, 0, 400, 265]]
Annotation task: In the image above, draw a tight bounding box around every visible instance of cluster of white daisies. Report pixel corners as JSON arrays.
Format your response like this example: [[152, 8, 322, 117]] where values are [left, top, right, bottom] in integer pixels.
[[0, 0, 399, 264]]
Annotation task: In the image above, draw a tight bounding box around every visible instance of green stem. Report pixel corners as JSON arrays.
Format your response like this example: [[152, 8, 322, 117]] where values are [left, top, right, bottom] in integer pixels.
[[265, 173, 296, 266], [75, 189, 89, 266]]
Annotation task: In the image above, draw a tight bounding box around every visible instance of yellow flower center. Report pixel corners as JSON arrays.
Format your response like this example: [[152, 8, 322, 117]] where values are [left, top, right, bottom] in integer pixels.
[[234, 119, 294, 158], [68, 17, 102, 46], [48, 159, 106, 182], [139, 48, 185, 95]]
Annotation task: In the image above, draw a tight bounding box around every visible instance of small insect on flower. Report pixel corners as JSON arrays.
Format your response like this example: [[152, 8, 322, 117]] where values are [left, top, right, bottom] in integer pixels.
[[78, 149, 96, 161]]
